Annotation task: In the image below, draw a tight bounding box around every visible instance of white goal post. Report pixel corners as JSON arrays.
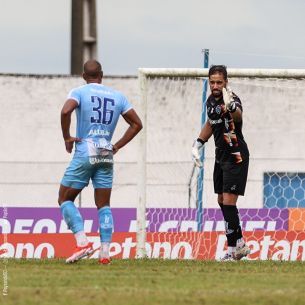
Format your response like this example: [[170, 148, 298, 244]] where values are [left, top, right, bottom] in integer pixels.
[[136, 68, 305, 259]]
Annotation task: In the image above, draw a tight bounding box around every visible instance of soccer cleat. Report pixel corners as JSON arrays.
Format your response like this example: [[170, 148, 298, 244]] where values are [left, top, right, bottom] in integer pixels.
[[66, 242, 94, 263], [98, 257, 111, 265], [220, 253, 237, 262], [235, 243, 251, 260]]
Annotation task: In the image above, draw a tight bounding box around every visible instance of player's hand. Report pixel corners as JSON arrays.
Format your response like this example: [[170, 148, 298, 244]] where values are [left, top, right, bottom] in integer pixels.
[[222, 87, 236, 113], [191, 139, 205, 167], [112, 144, 119, 155], [64, 137, 81, 153]]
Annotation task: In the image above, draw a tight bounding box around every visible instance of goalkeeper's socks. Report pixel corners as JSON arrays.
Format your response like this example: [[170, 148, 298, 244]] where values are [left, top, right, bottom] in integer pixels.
[[237, 237, 245, 248], [60, 200, 86, 237], [235, 208, 244, 246], [236, 229, 244, 243], [98, 206, 113, 243], [223, 205, 240, 247], [227, 246, 236, 256]]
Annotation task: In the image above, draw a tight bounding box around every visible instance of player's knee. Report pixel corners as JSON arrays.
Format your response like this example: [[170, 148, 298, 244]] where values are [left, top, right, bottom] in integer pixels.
[[95, 202, 109, 210], [58, 191, 71, 205], [58, 192, 62, 205], [58, 190, 67, 205], [217, 194, 223, 203], [223, 192, 238, 204], [58, 196, 64, 205], [58, 185, 66, 205]]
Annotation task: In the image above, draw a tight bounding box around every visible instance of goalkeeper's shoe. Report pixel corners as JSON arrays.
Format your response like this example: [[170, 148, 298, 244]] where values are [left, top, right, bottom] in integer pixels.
[[66, 242, 94, 263], [235, 243, 250, 260], [220, 253, 237, 262], [98, 257, 111, 265]]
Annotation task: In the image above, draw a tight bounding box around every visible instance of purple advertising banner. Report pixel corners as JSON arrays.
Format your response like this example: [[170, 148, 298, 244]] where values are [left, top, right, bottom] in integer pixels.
[[147, 208, 288, 232], [0, 207, 289, 233]]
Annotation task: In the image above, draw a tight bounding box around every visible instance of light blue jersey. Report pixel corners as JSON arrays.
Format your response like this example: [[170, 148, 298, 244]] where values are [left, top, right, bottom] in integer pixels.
[[67, 83, 132, 158]]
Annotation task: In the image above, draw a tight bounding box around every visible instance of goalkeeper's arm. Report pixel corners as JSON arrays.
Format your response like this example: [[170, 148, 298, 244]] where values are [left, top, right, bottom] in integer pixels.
[[192, 121, 213, 167], [222, 87, 242, 122]]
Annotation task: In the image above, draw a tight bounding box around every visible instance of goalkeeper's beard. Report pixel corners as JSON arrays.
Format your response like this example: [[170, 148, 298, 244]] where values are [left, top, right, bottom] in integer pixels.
[[212, 89, 222, 97]]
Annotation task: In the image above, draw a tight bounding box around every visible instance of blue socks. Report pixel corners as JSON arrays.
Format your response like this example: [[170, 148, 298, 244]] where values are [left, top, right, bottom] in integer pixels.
[[61, 202, 113, 247], [98, 206, 113, 243], [60, 201, 84, 234]]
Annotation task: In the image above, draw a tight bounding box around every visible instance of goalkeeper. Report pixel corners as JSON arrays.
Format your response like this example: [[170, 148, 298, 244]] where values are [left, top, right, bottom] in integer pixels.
[[192, 65, 250, 261]]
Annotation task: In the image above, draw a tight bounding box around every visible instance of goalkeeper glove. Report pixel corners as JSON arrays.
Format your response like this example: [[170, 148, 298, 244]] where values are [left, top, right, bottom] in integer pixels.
[[222, 87, 236, 113], [191, 138, 206, 167]]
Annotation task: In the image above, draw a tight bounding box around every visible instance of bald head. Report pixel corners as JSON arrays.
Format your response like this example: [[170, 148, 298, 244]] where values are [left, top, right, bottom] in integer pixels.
[[83, 60, 103, 83]]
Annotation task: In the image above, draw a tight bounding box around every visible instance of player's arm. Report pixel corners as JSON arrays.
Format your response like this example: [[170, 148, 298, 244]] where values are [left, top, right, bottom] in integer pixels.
[[222, 87, 242, 122], [112, 109, 142, 154], [229, 101, 242, 122], [227, 95, 242, 122], [198, 120, 213, 142], [61, 99, 81, 153], [192, 121, 213, 167]]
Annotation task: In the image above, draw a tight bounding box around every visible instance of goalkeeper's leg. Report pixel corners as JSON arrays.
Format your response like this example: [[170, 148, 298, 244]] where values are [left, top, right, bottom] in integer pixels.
[[222, 198, 239, 260], [221, 201, 248, 261], [235, 228, 250, 260], [221, 159, 250, 260], [219, 199, 249, 259], [214, 164, 238, 260]]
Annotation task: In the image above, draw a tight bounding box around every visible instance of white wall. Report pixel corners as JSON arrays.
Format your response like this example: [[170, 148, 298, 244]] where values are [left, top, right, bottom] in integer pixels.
[[1, 75, 304, 208]]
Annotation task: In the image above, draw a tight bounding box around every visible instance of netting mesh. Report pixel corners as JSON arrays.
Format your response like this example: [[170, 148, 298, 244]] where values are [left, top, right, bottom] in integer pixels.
[[145, 77, 202, 208], [264, 172, 305, 208], [140, 75, 305, 260]]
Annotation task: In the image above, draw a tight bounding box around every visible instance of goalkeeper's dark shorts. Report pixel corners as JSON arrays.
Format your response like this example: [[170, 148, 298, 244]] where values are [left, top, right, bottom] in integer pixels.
[[213, 158, 249, 196]]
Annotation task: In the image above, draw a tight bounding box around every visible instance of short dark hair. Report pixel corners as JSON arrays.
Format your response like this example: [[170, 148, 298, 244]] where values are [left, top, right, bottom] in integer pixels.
[[83, 60, 103, 78], [208, 65, 228, 80]]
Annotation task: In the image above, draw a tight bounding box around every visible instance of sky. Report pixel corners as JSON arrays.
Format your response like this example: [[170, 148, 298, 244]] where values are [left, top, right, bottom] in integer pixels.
[[1, 0, 305, 75]]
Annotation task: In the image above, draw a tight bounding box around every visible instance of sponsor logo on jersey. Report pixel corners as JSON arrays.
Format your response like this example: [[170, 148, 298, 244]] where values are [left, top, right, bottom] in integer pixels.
[[209, 118, 223, 125], [88, 129, 110, 136], [89, 157, 113, 165]]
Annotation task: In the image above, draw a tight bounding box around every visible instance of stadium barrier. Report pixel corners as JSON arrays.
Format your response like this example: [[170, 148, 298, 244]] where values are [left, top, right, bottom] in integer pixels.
[[1, 207, 305, 260]]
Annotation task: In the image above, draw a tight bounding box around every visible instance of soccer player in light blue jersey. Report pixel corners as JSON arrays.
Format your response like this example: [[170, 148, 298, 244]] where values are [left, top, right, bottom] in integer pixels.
[[58, 60, 142, 264]]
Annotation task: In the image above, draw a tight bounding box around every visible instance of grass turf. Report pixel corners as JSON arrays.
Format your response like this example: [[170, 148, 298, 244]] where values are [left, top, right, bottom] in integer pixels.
[[1, 259, 305, 305]]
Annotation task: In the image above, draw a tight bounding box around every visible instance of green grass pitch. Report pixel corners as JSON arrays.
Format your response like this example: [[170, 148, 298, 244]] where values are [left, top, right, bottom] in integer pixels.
[[1, 259, 305, 305]]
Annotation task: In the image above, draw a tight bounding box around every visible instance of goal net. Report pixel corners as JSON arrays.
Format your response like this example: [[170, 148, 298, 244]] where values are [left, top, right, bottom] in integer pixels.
[[136, 68, 305, 260]]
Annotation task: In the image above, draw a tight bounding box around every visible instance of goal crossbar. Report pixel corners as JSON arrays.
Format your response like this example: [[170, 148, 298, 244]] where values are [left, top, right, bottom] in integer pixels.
[[139, 68, 305, 78]]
